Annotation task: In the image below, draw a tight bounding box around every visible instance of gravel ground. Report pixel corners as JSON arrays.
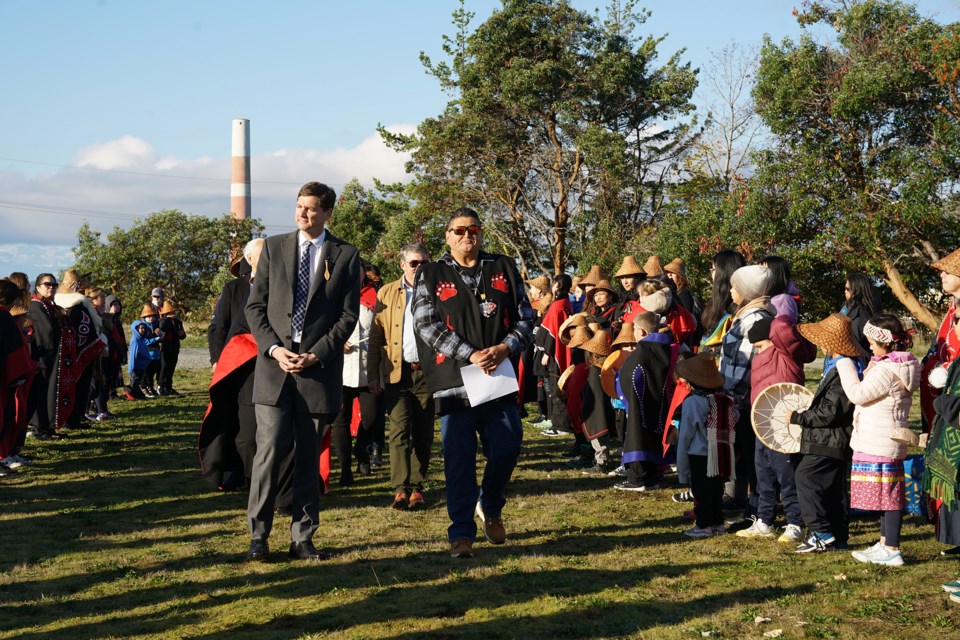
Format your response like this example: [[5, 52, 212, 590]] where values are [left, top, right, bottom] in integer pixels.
[[177, 347, 212, 370]]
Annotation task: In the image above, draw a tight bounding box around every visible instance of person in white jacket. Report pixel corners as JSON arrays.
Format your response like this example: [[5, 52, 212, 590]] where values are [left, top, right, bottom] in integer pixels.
[[835, 314, 920, 567]]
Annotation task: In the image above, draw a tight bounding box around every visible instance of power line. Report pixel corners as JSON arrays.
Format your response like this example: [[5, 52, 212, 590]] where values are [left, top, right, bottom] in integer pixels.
[[0, 155, 387, 188]]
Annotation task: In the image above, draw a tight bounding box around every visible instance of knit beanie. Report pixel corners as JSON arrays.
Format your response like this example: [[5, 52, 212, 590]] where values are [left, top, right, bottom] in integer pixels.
[[747, 316, 773, 343], [731, 265, 772, 301]]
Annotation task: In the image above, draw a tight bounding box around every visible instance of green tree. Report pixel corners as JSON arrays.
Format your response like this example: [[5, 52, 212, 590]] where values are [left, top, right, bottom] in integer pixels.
[[748, 0, 960, 328], [382, 0, 698, 276], [73, 210, 262, 321]]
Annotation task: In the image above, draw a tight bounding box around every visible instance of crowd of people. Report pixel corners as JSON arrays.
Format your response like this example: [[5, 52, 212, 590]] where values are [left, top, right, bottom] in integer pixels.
[[3, 183, 959, 605], [0, 271, 186, 475]]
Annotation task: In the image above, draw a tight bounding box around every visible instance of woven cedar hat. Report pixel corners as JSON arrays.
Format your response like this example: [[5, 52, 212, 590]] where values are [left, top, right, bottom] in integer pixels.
[[674, 351, 725, 390], [141, 303, 158, 319], [643, 255, 664, 277], [160, 301, 177, 316], [932, 247, 960, 277], [532, 292, 555, 314], [567, 325, 593, 349], [58, 269, 86, 294], [580, 328, 612, 358], [600, 350, 629, 398], [586, 279, 618, 305], [610, 321, 636, 349], [798, 313, 868, 358], [559, 312, 592, 344], [525, 275, 550, 294], [613, 255, 643, 278], [664, 258, 687, 280], [558, 365, 576, 393], [579, 265, 604, 287]]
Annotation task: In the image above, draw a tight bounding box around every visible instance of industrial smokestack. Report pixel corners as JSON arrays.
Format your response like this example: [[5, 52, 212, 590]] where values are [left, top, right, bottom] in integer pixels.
[[230, 118, 251, 220]]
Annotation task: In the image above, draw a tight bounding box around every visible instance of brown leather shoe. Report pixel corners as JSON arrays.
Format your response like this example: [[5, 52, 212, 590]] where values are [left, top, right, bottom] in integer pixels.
[[475, 502, 506, 544], [449, 538, 475, 558], [408, 490, 426, 511], [391, 491, 409, 510]]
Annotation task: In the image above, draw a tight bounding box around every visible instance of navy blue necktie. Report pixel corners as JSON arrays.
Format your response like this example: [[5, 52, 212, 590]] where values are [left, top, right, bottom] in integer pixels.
[[291, 240, 312, 335]]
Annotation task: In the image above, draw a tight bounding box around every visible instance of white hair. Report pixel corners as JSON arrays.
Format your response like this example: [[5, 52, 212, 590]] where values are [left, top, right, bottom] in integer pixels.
[[243, 238, 264, 261]]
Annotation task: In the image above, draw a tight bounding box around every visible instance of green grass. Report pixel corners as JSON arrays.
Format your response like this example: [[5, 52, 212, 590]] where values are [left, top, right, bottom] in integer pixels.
[[2, 367, 958, 639]]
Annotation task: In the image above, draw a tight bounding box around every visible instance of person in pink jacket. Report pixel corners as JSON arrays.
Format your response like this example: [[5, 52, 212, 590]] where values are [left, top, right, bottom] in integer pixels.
[[736, 315, 817, 542], [835, 313, 920, 567]]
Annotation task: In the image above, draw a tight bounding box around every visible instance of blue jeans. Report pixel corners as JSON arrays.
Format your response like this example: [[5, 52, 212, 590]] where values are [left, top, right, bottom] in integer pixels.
[[440, 399, 523, 543]]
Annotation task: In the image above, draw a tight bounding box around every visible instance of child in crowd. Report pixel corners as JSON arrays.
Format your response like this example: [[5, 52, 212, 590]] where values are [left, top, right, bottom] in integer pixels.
[[676, 352, 740, 537], [579, 329, 615, 474], [737, 315, 816, 543], [791, 313, 863, 552], [617, 312, 679, 491], [158, 301, 186, 396], [835, 313, 919, 566], [128, 306, 161, 400]]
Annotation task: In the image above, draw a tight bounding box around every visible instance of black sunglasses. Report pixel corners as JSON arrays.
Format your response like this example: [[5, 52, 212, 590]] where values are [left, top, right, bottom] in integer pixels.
[[406, 260, 428, 268], [448, 225, 481, 237], [39, 281, 57, 287]]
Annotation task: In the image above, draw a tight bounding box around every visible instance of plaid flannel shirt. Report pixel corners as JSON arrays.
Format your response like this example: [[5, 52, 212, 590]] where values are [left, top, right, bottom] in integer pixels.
[[412, 250, 534, 399], [720, 307, 770, 401]]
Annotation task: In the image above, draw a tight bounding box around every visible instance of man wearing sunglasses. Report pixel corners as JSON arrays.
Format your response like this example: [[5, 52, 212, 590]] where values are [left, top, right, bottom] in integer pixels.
[[368, 242, 435, 511], [412, 208, 535, 558]]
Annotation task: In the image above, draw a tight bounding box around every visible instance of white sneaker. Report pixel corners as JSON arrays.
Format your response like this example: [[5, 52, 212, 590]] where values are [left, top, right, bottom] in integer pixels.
[[1, 457, 23, 470], [851, 541, 885, 563], [868, 546, 904, 567], [735, 516, 775, 538], [778, 524, 804, 543], [606, 464, 627, 477], [8, 454, 31, 465]]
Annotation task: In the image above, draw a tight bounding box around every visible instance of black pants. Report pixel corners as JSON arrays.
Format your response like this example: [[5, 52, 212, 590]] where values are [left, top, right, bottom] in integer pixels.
[[330, 386, 383, 473], [690, 454, 726, 528], [545, 375, 572, 432], [793, 453, 849, 544], [144, 358, 160, 390], [67, 366, 94, 428], [159, 348, 179, 391], [627, 460, 659, 486]]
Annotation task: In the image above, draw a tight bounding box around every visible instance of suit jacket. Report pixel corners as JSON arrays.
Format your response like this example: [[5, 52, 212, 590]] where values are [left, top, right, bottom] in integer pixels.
[[245, 230, 361, 413]]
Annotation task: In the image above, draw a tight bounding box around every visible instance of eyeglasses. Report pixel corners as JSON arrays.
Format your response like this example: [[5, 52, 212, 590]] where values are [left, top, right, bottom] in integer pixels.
[[39, 281, 57, 288], [447, 225, 481, 237], [406, 260, 427, 268]]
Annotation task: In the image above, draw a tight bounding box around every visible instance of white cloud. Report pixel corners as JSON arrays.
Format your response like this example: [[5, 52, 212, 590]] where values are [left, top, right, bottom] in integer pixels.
[[0, 126, 414, 276], [75, 135, 158, 169]]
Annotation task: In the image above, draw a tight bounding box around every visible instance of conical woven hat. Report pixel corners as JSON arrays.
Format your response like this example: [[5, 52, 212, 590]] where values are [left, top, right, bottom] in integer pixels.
[[611, 321, 636, 348], [525, 275, 550, 294], [160, 300, 177, 315], [559, 312, 591, 343], [580, 328, 612, 358], [586, 279, 618, 305], [141, 303, 158, 318], [643, 255, 664, 277], [567, 325, 593, 349], [532, 293, 554, 314], [579, 265, 604, 287], [601, 349, 629, 398], [798, 313, 867, 358], [932, 247, 960, 277], [558, 365, 576, 392], [664, 258, 687, 279], [58, 269, 84, 294], [675, 352, 725, 390], [613, 255, 643, 278]]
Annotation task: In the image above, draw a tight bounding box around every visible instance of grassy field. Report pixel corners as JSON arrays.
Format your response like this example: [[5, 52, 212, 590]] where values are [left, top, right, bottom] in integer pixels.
[[2, 366, 959, 640]]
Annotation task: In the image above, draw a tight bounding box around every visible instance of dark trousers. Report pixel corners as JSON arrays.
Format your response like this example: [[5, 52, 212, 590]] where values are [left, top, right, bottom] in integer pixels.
[[755, 440, 802, 527], [330, 385, 383, 473], [793, 453, 849, 544], [726, 407, 756, 505], [545, 374, 572, 432], [690, 454, 726, 528], [67, 366, 94, 428], [248, 375, 332, 543], [627, 460, 659, 486], [879, 510, 902, 547], [536, 377, 548, 417], [144, 358, 160, 389], [386, 365, 435, 491], [159, 348, 179, 390]]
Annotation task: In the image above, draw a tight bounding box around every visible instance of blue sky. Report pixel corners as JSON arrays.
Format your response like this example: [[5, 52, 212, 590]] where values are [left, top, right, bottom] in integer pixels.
[[2, 0, 958, 278]]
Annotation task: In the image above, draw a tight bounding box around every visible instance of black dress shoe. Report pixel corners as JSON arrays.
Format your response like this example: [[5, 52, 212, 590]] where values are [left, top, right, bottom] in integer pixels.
[[247, 539, 269, 561], [288, 540, 330, 561]]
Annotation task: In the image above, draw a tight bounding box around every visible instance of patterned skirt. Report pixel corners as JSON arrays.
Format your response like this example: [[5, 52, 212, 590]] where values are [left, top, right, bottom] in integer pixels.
[[850, 452, 905, 512]]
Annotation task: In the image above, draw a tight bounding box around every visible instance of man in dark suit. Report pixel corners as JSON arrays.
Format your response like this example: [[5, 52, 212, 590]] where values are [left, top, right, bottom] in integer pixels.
[[244, 182, 361, 562]]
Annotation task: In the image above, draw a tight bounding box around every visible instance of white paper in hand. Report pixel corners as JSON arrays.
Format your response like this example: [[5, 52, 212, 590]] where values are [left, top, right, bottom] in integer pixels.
[[460, 359, 519, 407]]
